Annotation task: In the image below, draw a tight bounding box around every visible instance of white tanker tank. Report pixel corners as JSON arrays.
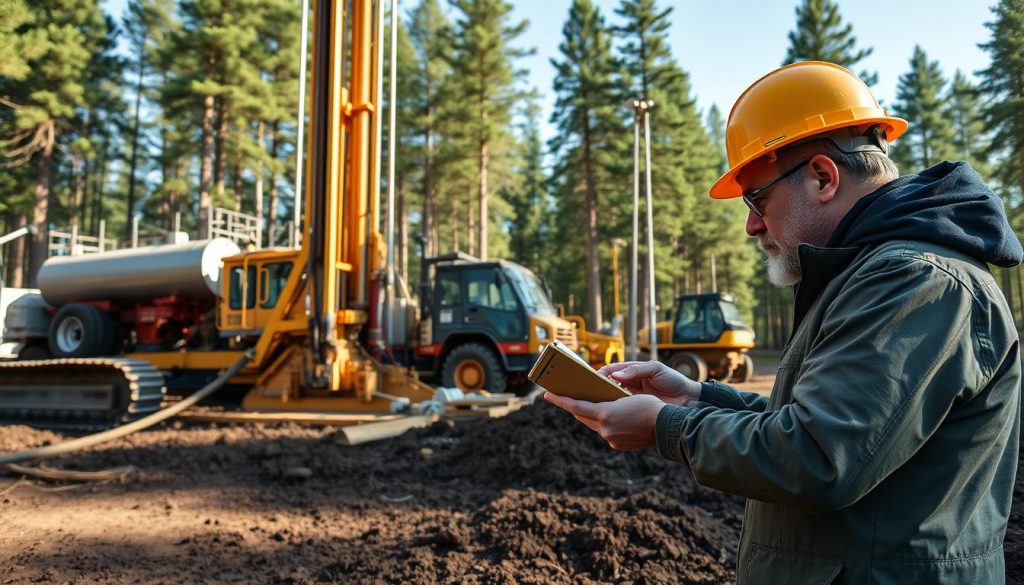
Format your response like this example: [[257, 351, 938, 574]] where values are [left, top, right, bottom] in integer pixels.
[[37, 239, 241, 306]]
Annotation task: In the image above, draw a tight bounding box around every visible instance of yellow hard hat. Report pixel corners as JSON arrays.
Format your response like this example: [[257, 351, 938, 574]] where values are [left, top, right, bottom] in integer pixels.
[[710, 61, 908, 199]]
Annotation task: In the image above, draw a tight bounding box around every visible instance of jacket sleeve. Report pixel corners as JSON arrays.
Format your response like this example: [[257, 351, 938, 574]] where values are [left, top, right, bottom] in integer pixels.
[[655, 253, 996, 513], [698, 379, 769, 412]]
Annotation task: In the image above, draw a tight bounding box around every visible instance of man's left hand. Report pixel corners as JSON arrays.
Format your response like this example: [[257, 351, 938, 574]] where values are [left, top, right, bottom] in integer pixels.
[[543, 392, 666, 451]]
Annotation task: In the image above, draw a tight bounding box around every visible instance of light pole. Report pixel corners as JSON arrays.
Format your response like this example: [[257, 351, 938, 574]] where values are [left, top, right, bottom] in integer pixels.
[[624, 97, 657, 361], [611, 237, 626, 321], [624, 99, 640, 361], [641, 99, 657, 362]]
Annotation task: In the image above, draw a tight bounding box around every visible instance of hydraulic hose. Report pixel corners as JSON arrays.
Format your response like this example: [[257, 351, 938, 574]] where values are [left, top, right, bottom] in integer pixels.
[[0, 349, 254, 466]]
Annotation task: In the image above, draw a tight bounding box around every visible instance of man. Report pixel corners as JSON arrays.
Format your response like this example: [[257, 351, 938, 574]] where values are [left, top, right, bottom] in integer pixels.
[[545, 61, 1023, 584]]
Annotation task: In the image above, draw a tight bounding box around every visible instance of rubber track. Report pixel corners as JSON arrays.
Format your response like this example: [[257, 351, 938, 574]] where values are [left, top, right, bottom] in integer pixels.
[[0, 358, 165, 430]]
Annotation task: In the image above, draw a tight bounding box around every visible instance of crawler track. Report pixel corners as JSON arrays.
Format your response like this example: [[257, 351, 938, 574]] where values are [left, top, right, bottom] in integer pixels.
[[0, 358, 165, 429]]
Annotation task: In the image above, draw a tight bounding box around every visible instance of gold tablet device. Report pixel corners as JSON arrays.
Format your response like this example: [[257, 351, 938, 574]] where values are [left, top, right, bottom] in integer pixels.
[[528, 340, 632, 402]]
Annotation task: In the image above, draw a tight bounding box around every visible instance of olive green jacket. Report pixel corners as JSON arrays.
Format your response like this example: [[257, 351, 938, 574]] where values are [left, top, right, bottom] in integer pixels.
[[656, 239, 1020, 584]]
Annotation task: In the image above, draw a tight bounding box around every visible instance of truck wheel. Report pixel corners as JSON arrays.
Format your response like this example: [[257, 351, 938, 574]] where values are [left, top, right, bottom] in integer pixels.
[[733, 354, 755, 383], [667, 352, 708, 382], [441, 343, 507, 394], [48, 304, 117, 358]]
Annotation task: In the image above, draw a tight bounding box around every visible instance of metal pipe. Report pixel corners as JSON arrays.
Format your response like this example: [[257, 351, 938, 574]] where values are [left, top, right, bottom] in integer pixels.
[[292, 0, 310, 249], [628, 100, 640, 362], [384, 0, 399, 346], [0, 225, 33, 248], [370, 0, 387, 349], [642, 102, 657, 362]]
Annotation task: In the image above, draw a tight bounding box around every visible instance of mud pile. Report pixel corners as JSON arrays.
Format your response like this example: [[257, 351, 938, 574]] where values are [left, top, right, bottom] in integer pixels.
[[0, 402, 743, 584]]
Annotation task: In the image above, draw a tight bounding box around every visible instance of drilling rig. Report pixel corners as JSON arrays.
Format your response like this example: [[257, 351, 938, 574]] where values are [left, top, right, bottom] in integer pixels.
[[0, 0, 442, 426]]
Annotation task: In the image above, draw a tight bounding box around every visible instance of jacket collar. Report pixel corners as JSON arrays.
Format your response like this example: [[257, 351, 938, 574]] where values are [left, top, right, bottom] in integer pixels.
[[791, 243, 863, 336]]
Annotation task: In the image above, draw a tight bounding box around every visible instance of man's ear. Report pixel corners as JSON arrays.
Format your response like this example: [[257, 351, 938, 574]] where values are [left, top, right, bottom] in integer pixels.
[[809, 154, 840, 204]]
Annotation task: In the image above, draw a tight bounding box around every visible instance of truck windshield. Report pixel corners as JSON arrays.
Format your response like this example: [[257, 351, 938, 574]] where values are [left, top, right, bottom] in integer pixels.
[[506, 266, 557, 316]]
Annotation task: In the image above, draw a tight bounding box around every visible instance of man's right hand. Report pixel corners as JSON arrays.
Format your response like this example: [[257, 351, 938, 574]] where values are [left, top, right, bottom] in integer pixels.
[[598, 361, 701, 406]]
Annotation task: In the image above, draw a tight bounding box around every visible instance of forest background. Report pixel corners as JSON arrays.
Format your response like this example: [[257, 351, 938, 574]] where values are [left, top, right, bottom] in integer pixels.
[[2, 0, 1022, 349]]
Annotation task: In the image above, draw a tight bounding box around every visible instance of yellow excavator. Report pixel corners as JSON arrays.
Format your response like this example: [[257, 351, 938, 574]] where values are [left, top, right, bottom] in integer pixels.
[[0, 0, 441, 426], [638, 293, 755, 383]]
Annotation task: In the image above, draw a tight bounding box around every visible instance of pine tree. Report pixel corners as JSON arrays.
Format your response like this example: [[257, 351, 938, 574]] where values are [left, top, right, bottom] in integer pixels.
[[0, 0, 115, 285], [408, 0, 452, 259], [978, 0, 1024, 203], [506, 95, 551, 275], [383, 17, 423, 282], [614, 0, 751, 327], [0, 0, 34, 80], [783, 0, 876, 85], [446, 0, 530, 260], [122, 0, 177, 238], [947, 71, 990, 177], [162, 0, 265, 238], [891, 46, 955, 171], [549, 0, 623, 327], [706, 103, 727, 176]]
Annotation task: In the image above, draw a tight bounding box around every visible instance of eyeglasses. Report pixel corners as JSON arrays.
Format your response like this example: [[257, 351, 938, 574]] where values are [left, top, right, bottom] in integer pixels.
[[742, 158, 812, 218]]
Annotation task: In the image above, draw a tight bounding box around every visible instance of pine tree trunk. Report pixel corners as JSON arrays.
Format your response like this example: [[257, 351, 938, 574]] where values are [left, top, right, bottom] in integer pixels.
[[215, 99, 227, 206], [1001, 269, 1014, 320], [478, 140, 488, 260], [450, 197, 459, 252], [70, 152, 83, 228], [198, 91, 215, 240], [232, 124, 243, 213], [159, 72, 173, 231], [92, 146, 107, 236], [267, 120, 282, 246], [1015, 267, 1024, 329], [467, 188, 475, 256], [581, 117, 603, 327], [423, 125, 436, 258], [254, 119, 265, 243], [126, 39, 146, 242], [8, 213, 27, 287], [28, 127, 54, 287], [780, 290, 791, 347], [81, 157, 92, 231]]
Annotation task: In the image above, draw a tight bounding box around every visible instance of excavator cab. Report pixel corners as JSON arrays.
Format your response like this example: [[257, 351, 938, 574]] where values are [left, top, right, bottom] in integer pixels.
[[639, 293, 755, 383]]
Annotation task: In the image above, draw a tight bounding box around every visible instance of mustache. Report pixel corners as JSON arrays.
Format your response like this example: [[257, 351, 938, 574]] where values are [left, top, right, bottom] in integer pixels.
[[758, 235, 780, 252]]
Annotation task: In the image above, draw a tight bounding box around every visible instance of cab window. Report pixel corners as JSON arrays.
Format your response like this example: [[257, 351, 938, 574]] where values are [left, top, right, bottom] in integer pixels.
[[436, 271, 462, 306], [260, 262, 293, 308], [229, 266, 256, 310], [466, 269, 518, 311]]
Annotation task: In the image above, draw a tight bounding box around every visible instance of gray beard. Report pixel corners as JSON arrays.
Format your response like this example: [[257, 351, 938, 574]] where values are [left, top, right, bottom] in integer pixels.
[[759, 235, 801, 287]]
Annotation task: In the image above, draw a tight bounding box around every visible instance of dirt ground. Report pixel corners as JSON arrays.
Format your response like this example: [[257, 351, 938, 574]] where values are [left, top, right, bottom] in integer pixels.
[[0, 368, 1020, 584]]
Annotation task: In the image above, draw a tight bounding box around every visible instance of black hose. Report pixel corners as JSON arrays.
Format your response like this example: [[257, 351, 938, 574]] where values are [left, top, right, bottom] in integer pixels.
[[0, 349, 254, 466]]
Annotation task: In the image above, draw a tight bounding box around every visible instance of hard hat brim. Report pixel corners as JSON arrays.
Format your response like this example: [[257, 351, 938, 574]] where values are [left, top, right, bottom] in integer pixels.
[[709, 116, 908, 200]]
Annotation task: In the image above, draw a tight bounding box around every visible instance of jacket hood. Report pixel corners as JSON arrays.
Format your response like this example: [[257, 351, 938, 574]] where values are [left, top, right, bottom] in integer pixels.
[[827, 161, 1023, 267]]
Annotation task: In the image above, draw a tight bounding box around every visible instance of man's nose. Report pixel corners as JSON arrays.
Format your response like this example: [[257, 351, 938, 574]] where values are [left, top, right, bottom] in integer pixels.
[[746, 209, 766, 237]]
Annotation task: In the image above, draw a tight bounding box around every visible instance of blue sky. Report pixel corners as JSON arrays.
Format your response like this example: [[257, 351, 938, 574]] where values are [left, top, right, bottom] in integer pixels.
[[103, 0, 994, 141], [512, 0, 993, 137]]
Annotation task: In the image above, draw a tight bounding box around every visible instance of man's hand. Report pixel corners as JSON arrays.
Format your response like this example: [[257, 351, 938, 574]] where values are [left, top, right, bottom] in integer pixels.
[[543, 392, 666, 451], [598, 361, 701, 406]]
